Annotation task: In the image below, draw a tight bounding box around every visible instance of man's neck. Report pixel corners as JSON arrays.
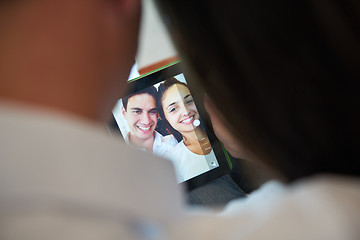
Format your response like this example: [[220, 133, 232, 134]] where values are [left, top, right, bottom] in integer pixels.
[[128, 132, 155, 153]]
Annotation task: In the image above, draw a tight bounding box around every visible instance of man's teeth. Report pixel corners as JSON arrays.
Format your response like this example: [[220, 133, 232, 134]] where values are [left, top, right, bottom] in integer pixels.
[[182, 116, 193, 123], [138, 126, 151, 131]]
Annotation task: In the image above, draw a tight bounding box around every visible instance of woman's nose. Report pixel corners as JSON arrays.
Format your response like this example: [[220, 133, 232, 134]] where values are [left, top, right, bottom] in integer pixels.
[[180, 104, 190, 116]]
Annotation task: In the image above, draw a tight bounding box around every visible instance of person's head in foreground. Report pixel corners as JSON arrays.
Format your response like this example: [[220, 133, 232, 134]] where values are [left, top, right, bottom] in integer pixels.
[[0, 0, 141, 123], [158, 78, 211, 155], [154, 0, 360, 182], [122, 87, 158, 150]]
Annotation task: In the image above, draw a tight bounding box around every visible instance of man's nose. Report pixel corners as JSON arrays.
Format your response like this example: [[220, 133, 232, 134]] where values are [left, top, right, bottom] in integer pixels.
[[140, 113, 152, 124]]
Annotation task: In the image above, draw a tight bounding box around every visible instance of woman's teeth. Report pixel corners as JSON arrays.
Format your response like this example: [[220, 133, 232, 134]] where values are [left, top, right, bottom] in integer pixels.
[[182, 116, 193, 123]]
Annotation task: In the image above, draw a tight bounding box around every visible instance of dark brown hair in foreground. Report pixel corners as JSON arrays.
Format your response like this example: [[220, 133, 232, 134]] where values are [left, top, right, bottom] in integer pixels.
[[154, 0, 360, 182]]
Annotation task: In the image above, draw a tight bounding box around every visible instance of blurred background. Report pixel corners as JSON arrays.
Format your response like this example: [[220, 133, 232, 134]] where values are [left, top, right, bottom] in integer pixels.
[[136, 0, 178, 75]]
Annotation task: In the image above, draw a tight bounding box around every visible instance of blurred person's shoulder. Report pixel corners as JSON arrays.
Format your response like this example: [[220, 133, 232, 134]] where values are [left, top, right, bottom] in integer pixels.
[[272, 174, 360, 239], [0, 102, 184, 239], [228, 174, 360, 239], [174, 175, 360, 240]]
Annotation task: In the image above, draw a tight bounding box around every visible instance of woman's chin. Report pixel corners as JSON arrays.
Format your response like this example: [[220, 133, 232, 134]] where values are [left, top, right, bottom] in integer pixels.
[[177, 126, 198, 135]]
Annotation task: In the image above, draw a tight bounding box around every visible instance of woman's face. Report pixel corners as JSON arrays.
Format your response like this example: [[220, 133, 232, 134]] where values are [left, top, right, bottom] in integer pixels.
[[161, 84, 200, 134]]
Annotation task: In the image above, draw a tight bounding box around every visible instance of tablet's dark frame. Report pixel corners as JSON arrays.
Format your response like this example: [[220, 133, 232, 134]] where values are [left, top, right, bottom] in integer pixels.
[[108, 61, 231, 191]]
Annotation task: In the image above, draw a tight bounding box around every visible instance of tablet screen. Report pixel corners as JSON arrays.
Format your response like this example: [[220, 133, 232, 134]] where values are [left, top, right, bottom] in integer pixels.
[[111, 62, 230, 188]]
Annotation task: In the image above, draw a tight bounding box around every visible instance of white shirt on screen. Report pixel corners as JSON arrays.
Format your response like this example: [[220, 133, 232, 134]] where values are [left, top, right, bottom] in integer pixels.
[[125, 131, 178, 157], [164, 141, 219, 182]]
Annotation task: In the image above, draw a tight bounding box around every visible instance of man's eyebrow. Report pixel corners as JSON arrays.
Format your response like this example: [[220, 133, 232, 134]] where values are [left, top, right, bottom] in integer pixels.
[[130, 107, 142, 111], [149, 108, 158, 112]]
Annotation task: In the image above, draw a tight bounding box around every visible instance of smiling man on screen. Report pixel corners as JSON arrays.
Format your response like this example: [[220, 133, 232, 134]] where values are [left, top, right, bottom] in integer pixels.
[[122, 86, 178, 156]]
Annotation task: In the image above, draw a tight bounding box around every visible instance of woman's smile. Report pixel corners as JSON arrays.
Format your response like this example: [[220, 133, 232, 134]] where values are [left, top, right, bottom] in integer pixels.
[[180, 115, 195, 125]]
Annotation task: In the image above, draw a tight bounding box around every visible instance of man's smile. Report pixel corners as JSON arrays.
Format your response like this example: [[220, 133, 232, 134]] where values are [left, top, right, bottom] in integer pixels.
[[137, 125, 153, 132]]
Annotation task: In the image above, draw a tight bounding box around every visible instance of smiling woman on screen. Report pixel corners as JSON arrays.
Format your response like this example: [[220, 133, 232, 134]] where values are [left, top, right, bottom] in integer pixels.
[[158, 78, 218, 182]]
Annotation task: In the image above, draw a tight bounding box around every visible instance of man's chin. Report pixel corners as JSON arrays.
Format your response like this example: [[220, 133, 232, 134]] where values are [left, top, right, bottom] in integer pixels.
[[135, 130, 154, 139]]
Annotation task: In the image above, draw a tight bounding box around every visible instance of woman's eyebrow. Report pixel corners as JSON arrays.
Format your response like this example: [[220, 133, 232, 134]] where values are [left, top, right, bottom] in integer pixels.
[[167, 102, 176, 109], [184, 94, 192, 99]]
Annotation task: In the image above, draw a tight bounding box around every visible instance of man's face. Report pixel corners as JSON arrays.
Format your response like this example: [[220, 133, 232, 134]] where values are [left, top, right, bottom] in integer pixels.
[[122, 93, 158, 141]]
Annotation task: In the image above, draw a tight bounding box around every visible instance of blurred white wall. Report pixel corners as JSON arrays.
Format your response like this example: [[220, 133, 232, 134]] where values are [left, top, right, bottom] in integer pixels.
[[136, 0, 177, 69]]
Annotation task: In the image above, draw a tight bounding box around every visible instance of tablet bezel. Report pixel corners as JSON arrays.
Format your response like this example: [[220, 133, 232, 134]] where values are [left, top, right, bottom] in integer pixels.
[[109, 61, 231, 190]]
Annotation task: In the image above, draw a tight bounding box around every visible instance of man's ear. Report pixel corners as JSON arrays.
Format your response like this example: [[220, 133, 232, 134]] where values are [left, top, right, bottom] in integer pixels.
[[122, 106, 127, 118]]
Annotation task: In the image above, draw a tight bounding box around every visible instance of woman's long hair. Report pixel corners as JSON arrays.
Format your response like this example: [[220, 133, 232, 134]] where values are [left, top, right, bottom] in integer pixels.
[[154, 0, 360, 182]]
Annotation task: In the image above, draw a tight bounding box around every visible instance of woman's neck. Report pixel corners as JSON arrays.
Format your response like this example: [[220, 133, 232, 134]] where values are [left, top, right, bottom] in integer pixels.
[[182, 128, 212, 155], [182, 127, 203, 144]]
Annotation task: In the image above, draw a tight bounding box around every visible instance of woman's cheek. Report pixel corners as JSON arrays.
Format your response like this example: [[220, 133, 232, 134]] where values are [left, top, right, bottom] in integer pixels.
[[172, 113, 180, 129], [166, 112, 177, 129], [190, 104, 198, 114]]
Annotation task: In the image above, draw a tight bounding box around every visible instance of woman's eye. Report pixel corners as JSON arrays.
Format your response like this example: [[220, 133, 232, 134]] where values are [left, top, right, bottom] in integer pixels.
[[186, 99, 194, 105], [169, 107, 177, 113]]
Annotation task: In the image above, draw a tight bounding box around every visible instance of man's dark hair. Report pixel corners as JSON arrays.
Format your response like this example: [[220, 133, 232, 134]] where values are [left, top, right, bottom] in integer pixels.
[[122, 85, 157, 111]]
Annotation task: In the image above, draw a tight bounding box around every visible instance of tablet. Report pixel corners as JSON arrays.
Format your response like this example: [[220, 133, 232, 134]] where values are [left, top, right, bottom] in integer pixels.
[[109, 61, 231, 190]]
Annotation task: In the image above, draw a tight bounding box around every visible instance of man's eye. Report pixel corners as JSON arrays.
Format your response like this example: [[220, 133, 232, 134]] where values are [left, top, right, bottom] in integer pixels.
[[149, 110, 158, 115], [132, 110, 142, 114]]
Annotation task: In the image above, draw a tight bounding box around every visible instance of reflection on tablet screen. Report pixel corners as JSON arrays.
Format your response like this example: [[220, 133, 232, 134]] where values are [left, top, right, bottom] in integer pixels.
[[113, 73, 219, 183]]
